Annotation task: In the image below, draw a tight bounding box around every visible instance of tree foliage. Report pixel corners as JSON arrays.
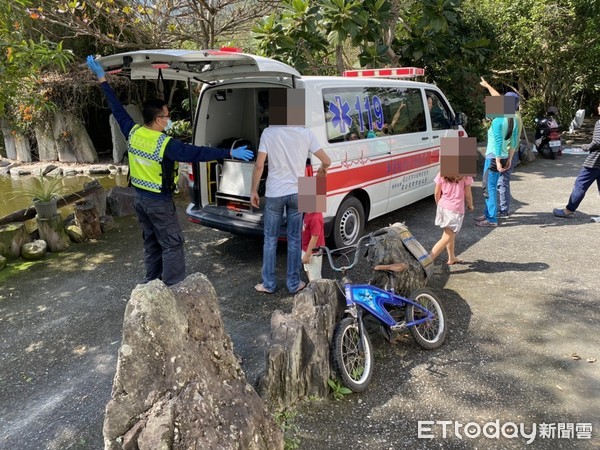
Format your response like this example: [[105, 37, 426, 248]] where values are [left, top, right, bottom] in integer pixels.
[[28, 0, 277, 51], [0, 0, 73, 132]]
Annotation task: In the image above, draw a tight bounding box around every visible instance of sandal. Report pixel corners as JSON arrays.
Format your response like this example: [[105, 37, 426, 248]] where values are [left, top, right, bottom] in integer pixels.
[[254, 283, 274, 294], [552, 208, 574, 218]]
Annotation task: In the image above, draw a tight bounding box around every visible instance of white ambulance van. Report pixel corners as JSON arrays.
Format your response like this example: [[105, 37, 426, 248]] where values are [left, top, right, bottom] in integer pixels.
[[97, 49, 467, 247]]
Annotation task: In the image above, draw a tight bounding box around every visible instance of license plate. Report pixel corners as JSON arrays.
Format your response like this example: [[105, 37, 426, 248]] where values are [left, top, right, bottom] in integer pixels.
[[549, 140, 561, 147]]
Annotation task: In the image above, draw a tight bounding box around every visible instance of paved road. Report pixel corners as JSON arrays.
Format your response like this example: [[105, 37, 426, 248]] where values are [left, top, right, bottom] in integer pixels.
[[0, 153, 599, 449]]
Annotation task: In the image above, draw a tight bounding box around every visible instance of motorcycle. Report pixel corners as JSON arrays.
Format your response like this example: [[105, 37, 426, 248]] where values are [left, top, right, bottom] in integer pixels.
[[534, 107, 562, 159]]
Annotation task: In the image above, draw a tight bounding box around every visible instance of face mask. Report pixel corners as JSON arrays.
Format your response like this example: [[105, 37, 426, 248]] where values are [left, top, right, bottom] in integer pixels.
[[164, 119, 173, 132]]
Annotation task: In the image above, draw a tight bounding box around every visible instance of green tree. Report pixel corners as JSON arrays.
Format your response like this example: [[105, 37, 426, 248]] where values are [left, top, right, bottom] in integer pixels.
[[28, 0, 274, 51], [253, 0, 331, 75], [467, 0, 600, 126], [0, 0, 72, 132]]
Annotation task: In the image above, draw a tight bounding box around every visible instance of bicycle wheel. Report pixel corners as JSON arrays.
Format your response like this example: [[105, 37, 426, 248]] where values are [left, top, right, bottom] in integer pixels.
[[332, 317, 373, 392], [406, 288, 447, 349]]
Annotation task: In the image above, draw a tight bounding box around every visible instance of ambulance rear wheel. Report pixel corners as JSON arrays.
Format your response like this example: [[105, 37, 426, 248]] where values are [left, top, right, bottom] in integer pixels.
[[332, 197, 364, 248]]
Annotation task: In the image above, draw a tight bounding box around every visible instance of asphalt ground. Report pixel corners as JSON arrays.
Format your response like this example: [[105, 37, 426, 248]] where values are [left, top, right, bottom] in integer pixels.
[[0, 150, 599, 449]]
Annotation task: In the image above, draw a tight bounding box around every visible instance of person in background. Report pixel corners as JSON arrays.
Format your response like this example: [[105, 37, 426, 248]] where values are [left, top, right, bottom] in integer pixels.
[[480, 77, 523, 218], [301, 211, 325, 281], [476, 114, 519, 227], [86, 56, 253, 286], [430, 173, 474, 265], [553, 102, 600, 221]]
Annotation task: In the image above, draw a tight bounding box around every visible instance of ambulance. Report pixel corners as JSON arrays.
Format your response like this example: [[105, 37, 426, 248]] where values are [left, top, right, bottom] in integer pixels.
[[97, 49, 467, 247]]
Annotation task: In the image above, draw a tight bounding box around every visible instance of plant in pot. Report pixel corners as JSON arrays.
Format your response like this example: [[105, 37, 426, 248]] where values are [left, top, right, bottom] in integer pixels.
[[13, 176, 70, 219]]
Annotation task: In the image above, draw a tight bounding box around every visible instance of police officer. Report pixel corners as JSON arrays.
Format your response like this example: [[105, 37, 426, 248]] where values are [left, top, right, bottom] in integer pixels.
[[87, 56, 253, 286]]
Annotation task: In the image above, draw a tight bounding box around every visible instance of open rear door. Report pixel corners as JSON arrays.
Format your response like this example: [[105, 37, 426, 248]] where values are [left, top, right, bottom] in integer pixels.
[[95, 49, 301, 85]]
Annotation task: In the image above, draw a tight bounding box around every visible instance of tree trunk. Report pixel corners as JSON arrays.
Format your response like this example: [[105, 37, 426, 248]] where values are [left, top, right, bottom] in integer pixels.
[[37, 214, 71, 252], [74, 200, 102, 239], [336, 44, 344, 75], [0, 222, 31, 261]]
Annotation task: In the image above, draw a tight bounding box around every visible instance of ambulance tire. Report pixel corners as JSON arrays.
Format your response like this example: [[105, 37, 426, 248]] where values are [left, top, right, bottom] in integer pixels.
[[332, 197, 365, 248]]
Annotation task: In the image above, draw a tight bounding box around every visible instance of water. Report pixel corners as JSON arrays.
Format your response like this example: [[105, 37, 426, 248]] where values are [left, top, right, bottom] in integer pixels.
[[0, 173, 129, 219]]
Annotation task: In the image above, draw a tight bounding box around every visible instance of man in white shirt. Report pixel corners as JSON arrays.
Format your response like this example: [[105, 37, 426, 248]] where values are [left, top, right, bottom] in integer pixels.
[[251, 122, 331, 294]]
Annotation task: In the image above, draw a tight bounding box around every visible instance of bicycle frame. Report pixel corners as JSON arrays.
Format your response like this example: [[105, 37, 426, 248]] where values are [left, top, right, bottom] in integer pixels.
[[344, 283, 434, 329]]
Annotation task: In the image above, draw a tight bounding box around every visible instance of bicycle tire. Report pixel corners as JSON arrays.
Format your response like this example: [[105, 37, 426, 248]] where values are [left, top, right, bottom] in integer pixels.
[[406, 288, 447, 350], [332, 317, 373, 392]]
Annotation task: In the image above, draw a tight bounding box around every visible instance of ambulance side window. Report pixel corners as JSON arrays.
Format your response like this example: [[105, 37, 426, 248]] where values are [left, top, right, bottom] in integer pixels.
[[323, 87, 396, 143], [425, 90, 452, 130], [387, 88, 426, 135]]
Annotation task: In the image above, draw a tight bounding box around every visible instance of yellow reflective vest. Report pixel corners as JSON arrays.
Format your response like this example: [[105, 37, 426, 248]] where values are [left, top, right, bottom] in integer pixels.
[[127, 125, 178, 193]]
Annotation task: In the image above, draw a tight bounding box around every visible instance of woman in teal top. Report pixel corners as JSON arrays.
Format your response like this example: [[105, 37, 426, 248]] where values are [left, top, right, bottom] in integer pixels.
[[476, 115, 520, 227]]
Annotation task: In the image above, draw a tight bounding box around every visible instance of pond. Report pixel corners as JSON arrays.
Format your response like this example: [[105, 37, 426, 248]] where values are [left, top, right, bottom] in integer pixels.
[[0, 173, 129, 219]]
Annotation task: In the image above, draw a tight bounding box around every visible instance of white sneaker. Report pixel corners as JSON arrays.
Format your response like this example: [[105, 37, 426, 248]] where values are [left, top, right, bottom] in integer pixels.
[[591, 217, 600, 223]]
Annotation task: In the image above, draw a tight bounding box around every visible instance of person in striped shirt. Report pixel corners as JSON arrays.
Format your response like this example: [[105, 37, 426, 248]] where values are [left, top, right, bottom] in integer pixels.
[[553, 103, 600, 221]]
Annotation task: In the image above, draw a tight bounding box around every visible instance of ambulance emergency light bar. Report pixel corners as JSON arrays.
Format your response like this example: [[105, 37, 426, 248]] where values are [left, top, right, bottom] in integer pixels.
[[343, 67, 424, 78]]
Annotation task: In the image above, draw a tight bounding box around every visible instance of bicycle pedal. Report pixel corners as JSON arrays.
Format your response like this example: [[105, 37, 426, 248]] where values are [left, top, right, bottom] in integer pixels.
[[390, 321, 407, 332]]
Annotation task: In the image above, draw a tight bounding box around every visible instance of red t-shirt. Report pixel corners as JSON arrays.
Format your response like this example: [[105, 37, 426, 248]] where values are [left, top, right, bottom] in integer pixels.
[[302, 212, 325, 251]]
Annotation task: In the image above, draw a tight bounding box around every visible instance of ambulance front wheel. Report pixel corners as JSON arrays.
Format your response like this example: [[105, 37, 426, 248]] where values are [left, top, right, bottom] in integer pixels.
[[332, 196, 365, 248]]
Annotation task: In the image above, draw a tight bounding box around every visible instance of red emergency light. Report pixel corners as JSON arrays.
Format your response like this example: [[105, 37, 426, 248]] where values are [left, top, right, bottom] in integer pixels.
[[219, 47, 243, 53], [343, 67, 425, 78]]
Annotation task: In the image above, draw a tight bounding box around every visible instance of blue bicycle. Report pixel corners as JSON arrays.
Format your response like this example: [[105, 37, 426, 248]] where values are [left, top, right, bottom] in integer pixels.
[[319, 230, 447, 392]]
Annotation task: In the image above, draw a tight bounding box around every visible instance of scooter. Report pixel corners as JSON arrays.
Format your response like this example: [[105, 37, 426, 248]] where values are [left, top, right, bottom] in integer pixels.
[[534, 108, 562, 159]]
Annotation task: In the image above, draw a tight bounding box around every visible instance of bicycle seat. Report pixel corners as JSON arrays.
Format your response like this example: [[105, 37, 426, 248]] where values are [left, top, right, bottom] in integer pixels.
[[373, 263, 408, 273]]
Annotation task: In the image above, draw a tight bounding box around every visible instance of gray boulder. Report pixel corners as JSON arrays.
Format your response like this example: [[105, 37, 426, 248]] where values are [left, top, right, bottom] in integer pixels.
[[259, 279, 344, 409], [21, 240, 47, 260], [0, 118, 17, 160], [106, 186, 136, 217], [0, 255, 6, 271], [103, 274, 283, 450], [110, 104, 142, 164], [14, 133, 32, 162]]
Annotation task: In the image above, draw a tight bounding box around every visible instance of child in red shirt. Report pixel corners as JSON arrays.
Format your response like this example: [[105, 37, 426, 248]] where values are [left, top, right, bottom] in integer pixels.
[[301, 212, 325, 280]]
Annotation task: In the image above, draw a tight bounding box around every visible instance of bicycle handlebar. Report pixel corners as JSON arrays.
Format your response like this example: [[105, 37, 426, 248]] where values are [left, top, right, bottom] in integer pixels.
[[316, 229, 388, 272]]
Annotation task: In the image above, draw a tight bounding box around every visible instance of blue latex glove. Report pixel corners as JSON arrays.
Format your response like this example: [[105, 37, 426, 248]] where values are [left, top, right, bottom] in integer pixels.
[[87, 55, 105, 78], [231, 145, 253, 161]]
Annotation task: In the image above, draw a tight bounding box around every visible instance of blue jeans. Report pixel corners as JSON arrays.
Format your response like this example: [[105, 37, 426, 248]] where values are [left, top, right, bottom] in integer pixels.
[[566, 166, 600, 212], [262, 194, 302, 293], [497, 165, 513, 215], [482, 156, 500, 224]]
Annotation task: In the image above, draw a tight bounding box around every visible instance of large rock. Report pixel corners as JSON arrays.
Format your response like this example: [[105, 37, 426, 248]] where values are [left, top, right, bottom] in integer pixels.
[[103, 274, 283, 450], [34, 116, 60, 161], [259, 279, 345, 409], [106, 186, 136, 217], [21, 240, 47, 260], [110, 104, 143, 164], [14, 134, 32, 162], [0, 118, 17, 160], [366, 222, 431, 296], [55, 111, 98, 163]]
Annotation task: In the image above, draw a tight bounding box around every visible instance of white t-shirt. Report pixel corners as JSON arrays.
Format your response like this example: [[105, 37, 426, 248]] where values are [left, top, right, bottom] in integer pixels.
[[258, 126, 322, 197]]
